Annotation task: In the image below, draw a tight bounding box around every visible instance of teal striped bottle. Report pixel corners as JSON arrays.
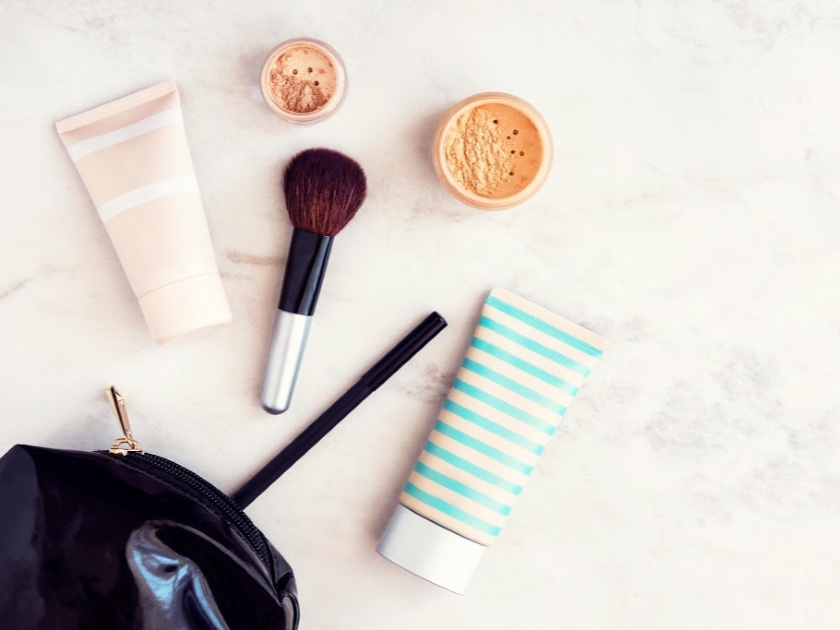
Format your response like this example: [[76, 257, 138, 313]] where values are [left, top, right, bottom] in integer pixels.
[[378, 288, 605, 593]]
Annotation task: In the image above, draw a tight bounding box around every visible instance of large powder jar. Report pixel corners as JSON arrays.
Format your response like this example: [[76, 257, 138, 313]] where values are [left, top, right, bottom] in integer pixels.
[[260, 38, 347, 124], [433, 93, 553, 210]]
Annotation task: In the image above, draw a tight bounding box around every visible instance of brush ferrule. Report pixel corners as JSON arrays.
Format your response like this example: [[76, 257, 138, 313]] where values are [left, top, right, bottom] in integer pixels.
[[279, 228, 334, 315]]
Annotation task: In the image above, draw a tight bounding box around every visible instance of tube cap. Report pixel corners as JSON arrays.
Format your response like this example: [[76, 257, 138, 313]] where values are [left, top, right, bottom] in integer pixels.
[[377, 504, 487, 595], [138, 274, 231, 344]]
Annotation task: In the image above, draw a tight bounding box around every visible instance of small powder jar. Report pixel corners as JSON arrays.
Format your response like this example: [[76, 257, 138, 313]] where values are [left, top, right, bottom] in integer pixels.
[[260, 38, 347, 124], [433, 93, 553, 210]]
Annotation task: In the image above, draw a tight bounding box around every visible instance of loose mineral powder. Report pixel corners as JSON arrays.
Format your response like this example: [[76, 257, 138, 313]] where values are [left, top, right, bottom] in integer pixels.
[[434, 93, 552, 209], [260, 38, 346, 124]]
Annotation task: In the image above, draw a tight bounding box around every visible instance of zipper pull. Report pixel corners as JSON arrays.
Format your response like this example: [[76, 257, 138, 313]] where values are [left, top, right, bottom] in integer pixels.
[[106, 386, 144, 455]]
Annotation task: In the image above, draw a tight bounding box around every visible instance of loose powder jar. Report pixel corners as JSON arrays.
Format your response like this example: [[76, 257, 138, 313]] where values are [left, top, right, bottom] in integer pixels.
[[260, 38, 347, 124], [433, 93, 553, 210]]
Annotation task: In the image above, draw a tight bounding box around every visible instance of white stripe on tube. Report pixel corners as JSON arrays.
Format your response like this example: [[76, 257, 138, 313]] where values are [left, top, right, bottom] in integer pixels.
[[67, 108, 184, 162], [97, 176, 199, 222]]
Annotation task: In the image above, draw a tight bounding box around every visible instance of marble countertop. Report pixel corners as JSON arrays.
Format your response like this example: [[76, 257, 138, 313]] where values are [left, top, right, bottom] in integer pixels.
[[2, 1, 840, 628]]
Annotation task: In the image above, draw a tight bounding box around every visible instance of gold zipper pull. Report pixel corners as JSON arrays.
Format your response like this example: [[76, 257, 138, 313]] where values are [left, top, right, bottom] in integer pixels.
[[106, 386, 144, 455]]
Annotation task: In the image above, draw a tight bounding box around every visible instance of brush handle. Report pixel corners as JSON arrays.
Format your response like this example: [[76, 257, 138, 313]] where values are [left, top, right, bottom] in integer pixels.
[[260, 228, 333, 414], [260, 309, 311, 414], [280, 228, 333, 315]]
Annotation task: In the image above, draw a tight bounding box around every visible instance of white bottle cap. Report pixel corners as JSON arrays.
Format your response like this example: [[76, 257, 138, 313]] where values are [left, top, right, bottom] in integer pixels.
[[377, 504, 487, 595]]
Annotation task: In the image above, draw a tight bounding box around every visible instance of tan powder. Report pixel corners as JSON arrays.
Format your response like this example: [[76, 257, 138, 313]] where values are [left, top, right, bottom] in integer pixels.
[[444, 103, 543, 199], [268, 45, 337, 114]]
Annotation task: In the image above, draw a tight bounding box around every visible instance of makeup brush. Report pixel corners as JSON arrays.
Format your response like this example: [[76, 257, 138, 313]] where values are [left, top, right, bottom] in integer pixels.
[[236, 311, 447, 507], [261, 148, 367, 415]]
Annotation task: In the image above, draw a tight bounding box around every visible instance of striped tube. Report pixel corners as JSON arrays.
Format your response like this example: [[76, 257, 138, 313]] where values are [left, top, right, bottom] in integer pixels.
[[56, 80, 231, 344], [399, 288, 605, 546]]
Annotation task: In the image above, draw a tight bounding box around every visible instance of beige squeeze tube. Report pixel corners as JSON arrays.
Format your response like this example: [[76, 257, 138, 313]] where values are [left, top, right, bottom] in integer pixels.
[[56, 79, 231, 343]]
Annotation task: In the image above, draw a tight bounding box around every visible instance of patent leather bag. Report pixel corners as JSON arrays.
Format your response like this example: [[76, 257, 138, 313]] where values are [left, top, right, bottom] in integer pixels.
[[0, 388, 299, 630]]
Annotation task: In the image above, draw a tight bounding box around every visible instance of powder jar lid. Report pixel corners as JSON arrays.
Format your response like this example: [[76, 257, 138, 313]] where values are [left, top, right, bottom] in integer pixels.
[[260, 37, 347, 124], [377, 504, 487, 595]]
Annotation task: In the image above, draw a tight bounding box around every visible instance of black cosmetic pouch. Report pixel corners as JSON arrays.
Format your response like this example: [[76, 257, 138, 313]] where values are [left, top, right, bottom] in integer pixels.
[[0, 390, 299, 630]]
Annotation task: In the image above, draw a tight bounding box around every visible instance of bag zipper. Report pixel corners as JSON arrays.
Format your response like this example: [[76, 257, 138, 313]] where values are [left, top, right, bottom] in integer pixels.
[[110, 450, 273, 573], [101, 386, 274, 576]]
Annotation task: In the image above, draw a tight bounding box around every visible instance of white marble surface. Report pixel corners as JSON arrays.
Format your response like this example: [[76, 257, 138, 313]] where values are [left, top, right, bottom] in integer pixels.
[[2, 1, 840, 628]]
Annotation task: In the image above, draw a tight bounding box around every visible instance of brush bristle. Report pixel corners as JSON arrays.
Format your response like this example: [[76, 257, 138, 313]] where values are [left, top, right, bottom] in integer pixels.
[[282, 148, 367, 237]]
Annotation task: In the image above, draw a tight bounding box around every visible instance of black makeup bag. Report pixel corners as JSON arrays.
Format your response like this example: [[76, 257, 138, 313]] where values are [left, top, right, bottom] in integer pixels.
[[0, 389, 299, 630]]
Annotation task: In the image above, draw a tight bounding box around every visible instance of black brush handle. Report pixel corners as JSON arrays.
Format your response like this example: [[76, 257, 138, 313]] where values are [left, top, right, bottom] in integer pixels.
[[234, 311, 448, 508], [279, 228, 333, 315]]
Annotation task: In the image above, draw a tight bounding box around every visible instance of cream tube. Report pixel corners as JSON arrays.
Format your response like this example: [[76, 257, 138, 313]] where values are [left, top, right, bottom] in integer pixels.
[[56, 80, 231, 343], [378, 288, 605, 594]]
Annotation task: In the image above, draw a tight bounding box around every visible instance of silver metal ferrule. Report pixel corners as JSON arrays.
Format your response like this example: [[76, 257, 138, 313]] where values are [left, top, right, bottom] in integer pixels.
[[260, 309, 312, 414]]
